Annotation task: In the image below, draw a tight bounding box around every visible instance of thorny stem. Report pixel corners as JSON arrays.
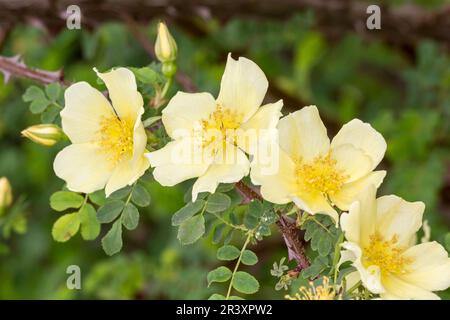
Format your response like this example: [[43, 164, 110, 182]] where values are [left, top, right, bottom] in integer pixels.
[[234, 181, 310, 271], [0, 55, 66, 85], [226, 233, 252, 300]]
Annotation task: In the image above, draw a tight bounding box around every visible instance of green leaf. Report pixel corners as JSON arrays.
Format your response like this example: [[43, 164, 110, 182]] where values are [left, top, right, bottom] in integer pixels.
[[45, 83, 61, 101], [88, 190, 106, 206], [216, 183, 235, 192], [40, 104, 60, 123], [97, 200, 124, 223], [212, 224, 225, 244], [318, 235, 332, 256], [241, 250, 258, 266], [131, 184, 151, 207], [207, 266, 232, 286], [23, 86, 45, 102], [101, 219, 123, 256], [232, 271, 259, 294], [302, 256, 328, 279], [79, 204, 100, 240], [50, 191, 84, 211], [177, 214, 205, 245], [247, 199, 263, 218], [122, 203, 139, 230], [229, 296, 244, 300], [171, 200, 205, 226], [208, 294, 226, 300], [206, 193, 231, 213], [217, 245, 240, 261], [52, 212, 80, 242], [109, 186, 132, 199], [132, 67, 162, 84], [29, 97, 50, 114]]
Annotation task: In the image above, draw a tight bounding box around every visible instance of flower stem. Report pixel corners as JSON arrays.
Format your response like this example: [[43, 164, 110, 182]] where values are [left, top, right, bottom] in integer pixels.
[[226, 233, 252, 300]]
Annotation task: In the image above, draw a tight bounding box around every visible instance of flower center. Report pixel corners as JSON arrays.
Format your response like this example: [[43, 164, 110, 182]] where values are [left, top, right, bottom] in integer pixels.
[[200, 104, 242, 147], [363, 232, 412, 275], [286, 277, 339, 300], [295, 153, 347, 195], [98, 116, 134, 165]]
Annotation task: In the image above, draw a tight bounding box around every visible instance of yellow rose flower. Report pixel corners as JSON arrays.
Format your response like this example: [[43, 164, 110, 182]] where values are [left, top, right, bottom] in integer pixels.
[[53, 68, 150, 196], [251, 105, 387, 222], [147, 54, 283, 201], [340, 185, 450, 299]]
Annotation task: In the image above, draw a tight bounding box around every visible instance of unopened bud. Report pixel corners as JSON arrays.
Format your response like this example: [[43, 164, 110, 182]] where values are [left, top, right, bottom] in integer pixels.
[[0, 177, 12, 213], [21, 124, 63, 147], [155, 22, 177, 63]]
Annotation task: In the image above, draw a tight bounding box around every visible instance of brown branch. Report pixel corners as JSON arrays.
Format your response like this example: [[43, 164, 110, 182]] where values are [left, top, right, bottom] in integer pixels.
[[0, 55, 65, 84], [235, 181, 310, 271], [1, 0, 450, 49]]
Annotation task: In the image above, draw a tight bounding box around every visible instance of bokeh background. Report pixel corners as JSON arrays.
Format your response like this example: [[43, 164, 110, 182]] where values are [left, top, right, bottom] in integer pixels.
[[0, 0, 449, 299]]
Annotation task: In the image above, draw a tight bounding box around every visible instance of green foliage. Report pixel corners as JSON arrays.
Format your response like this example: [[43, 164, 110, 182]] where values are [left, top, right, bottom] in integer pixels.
[[131, 184, 151, 207], [232, 271, 259, 294], [97, 200, 124, 223], [79, 204, 101, 240], [177, 214, 205, 245], [52, 212, 80, 242], [205, 193, 231, 213], [300, 214, 343, 280], [122, 203, 139, 231], [50, 191, 84, 211], [241, 250, 258, 266], [22, 83, 63, 123], [207, 266, 232, 286], [171, 200, 205, 226], [217, 245, 240, 261], [102, 219, 123, 256]]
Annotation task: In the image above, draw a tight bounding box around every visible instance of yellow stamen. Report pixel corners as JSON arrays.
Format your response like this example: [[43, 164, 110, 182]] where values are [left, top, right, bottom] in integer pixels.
[[295, 152, 347, 195], [363, 232, 412, 275], [200, 104, 242, 147], [98, 116, 134, 165], [286, 277, 340, 300]]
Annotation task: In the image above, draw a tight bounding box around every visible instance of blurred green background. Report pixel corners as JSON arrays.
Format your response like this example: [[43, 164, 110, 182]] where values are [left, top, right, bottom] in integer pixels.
[[0, 0, 449, 299]]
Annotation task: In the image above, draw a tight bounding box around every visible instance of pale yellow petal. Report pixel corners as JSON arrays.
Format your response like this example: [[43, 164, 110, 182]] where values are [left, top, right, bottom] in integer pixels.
[[192, 143, 250, 201], [340, 184, 377, 246], [217, 54, 268, 122], [331, 144, 373, 183], [341, 241, 385, 294], [105, 155, 150, 197], [331, 119, 386, 171], [53, 143, 112, 194], [61, 82, 115, 144], [250, 147, 297, 204], [131, 121, 148, 164], [331, 170, 386, 211], [375, 195, 425, 247], [381, 274, 440, 300], [399, 241, 450, 292], [237, 100, 283, 155], [95, 67, 144, 122], [292, 193, 338, 223], [162, 92, 216, 139], [147, 139, 212, 187], [278, 106, 330, 162]]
